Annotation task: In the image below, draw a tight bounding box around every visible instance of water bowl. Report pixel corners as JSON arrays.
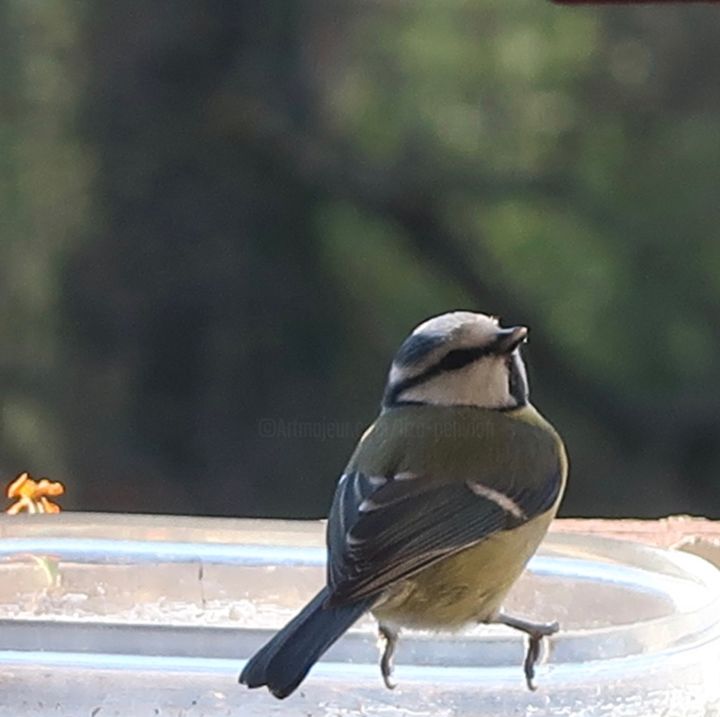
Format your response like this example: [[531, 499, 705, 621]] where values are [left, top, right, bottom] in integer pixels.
[[0, 513, 718, 716]]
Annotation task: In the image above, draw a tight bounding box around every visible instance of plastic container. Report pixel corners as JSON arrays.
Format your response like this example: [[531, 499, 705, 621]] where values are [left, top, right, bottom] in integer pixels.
[[0, 513, 718, 716]]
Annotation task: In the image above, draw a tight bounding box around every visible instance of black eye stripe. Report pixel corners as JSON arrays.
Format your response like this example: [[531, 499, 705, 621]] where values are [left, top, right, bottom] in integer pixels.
[[383, 345, 495, 406], [434, 346, 493, 372]]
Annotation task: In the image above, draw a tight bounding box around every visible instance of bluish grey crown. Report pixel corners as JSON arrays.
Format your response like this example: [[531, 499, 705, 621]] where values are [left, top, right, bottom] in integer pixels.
[[393, 332, 447, 367]]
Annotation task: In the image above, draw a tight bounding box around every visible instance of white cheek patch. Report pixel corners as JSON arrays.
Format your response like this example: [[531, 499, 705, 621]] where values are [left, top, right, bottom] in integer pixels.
[[396, 357, 513, 409], [466, 481, 527, 520]]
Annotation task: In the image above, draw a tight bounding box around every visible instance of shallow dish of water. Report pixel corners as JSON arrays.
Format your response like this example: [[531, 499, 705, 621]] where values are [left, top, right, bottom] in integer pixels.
[[0, 513, 718, 716]]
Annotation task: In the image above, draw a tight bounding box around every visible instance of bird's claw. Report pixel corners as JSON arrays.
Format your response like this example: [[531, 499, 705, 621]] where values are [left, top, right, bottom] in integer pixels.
[[522, 621, 559, 691], [379, 624, 398, 690]]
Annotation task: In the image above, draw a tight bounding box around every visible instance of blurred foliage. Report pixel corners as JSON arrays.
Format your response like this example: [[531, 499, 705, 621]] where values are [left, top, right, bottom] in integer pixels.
[[1, 0, 720, 519]]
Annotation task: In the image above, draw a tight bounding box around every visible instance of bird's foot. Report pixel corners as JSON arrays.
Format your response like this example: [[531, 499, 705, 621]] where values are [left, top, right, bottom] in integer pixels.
[[378, 624, 399, 690], [492, 613, 559, 690]]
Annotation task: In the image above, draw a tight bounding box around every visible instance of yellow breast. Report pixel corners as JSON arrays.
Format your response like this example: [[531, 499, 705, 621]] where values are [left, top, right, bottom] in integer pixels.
[[371, 508, 556, 630]]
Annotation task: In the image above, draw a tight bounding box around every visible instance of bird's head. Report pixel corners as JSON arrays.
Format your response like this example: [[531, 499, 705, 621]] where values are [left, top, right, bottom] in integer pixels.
[[383, 311, 529, 410]]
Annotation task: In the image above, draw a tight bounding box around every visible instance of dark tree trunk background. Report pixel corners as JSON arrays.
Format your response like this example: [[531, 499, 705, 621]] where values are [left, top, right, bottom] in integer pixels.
[[62, 4, 363, 515], [2, 1, 720, 520]]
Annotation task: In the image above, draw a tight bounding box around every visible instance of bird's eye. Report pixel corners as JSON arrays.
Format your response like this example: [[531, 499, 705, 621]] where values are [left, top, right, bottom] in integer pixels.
[[441, 349, 477, 371]]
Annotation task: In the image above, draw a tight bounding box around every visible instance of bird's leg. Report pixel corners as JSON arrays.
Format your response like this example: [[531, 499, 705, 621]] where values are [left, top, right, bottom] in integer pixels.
[[378, 624, 399, 690], [491, 612, 559, 691]]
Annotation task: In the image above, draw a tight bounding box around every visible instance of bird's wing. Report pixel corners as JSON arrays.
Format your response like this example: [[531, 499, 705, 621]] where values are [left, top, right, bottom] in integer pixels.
[[326, 440, 563, 604]]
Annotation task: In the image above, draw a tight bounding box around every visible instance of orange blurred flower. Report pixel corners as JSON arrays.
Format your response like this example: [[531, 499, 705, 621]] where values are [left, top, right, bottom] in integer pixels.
[[6, 472, 65, 514]]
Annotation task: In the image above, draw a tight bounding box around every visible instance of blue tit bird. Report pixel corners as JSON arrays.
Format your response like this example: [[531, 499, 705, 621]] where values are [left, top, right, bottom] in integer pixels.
[[239, 311, 568, 698]]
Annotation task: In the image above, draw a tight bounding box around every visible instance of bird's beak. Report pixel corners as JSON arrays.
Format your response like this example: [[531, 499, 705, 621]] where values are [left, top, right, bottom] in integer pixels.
[[494, 326, 528, 354]]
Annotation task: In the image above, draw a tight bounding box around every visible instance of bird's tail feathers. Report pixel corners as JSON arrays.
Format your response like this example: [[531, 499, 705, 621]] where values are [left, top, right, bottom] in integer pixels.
[[239, 587, 371, 699]]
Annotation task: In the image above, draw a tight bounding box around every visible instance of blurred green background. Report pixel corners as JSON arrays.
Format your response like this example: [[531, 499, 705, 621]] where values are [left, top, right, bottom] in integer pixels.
[[2, 1, 719, 519]]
